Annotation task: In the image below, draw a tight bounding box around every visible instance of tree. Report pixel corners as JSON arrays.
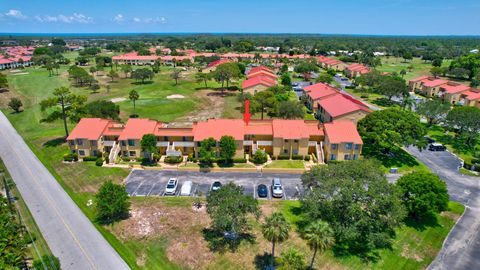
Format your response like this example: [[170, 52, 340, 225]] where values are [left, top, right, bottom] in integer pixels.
[[206, 182, 259, 236], [0, 72, 8, 88], [198, 137, 217, 165], [449, 67, 470, 79], [294, 61, 319, 79], [416, 99, 451, 125], [450, 53, 480, 79], [40, 87, 87, 137], [8, 97, 23, 113], [141, 134, 159, 161], [195, 72, 211, 88], [32, 255, 61, 270], [131, 68, 154, 84], [0, 196, 27, 268], [82, 100, 120, 120], [252, 90, 276, 120], [170, 69, 181, 85], [277, 100, 304, 119], [107, 70, 119, 82], [397, 172, 449, 219], [430, 66, 444, 78], [89, 66, 97, 76], [251, 149, 268, 164], [278, 248, 306, 270], [315, 73, 333, 84], [51, 38, 66, 46], [301, 160, 405, 254], [304, 220, 335, 270], [399, 69, 407, 78], [121, 65, 132, 78], [432, 57, 443, 67], [376, 75, 408, 100], [95, 181, 130, 224], [281, 73, 292, 86], [129, 90, 139, 114], [402, 51, 413, 62], [262, 212, 290, 268], [358, 108, 427, 155], [219, 135, 237, 162], [213, 62, 241, 89], [446, 106, 480, 147]]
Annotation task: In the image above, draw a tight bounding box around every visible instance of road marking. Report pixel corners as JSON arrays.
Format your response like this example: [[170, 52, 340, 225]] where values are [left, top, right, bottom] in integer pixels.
[[0, 124, 98, 270]]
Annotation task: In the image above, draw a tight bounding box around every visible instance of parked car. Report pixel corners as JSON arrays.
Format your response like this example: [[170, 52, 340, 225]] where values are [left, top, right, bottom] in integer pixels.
[[211, 181, 222, 191], [429, 143, 446, 151], [180, 181, 192, 196], [257, 184, 268, 198], [271, 178, 283, 198], [165, 178, 178, 195]]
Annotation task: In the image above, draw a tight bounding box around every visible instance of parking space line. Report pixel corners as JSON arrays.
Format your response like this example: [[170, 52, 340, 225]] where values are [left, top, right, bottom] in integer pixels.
[[146, 181, 158, 196], [131, 180, 145, 196]]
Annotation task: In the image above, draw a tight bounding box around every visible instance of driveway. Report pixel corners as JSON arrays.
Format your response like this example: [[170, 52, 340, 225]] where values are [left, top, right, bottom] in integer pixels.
[[406, 146, 480, 270], [0, 111, 130, 270], [125, 170, 304, 200]]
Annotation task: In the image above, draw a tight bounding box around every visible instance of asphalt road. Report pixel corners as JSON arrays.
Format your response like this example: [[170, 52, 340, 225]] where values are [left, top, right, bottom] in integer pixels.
[[125, 170, 304, 200], [0, 111, 130, 270], [406, 146, 480, 270]]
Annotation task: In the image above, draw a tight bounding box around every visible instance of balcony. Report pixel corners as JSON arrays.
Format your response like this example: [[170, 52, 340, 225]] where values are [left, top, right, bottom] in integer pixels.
[[308, 141, 318, 146], [103, 140, 115, 147], [257, 141, 273, 146], [173, 141, 195, 147], [156, 141, 169, 147], [243, 140, 253, 146]]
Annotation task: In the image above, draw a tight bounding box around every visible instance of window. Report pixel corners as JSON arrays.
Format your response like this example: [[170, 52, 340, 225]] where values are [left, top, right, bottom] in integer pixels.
[[121, 141, 126, 146], [331, 144, 338, 150], [78, 150, 85, 156], [330, 154, 336, 160], [344, 154, 350, 160], [283, 149, 288, 154], [355, 144, 361, 150], [92, 150, 97, 156], [293, 149, 299, 155], [128, 139, 135, 147], [182, 136, 186, 141], [76, 139, 83, 145], [294, 140, 299, 143], [122, 151, 128, 156], [352, 154, 357, 160], [284, 139, 288, 143], [129, 151, 136, 157], [164, 136, 168, 141], [69, 140, 75, 146], [345, 143, 353, 150], [90, 140, 97, 147]]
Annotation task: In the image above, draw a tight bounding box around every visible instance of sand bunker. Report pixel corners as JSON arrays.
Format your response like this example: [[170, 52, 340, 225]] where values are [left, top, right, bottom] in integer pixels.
[[166, 94, 185, 99], [110, 97, 127, 103]]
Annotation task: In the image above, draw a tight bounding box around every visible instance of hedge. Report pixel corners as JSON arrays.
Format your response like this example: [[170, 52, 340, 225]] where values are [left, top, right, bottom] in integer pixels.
[[165, 155, 183, 164], [121, 156, 131, 162], [95, 158, 103, 167], [291, 155, 303, 160], [63, 153, 78, 162], [304, 155, 311, 161], [277, 154, 290, 160], [82, 156, 98, 162], [232, 158, 247, 163]]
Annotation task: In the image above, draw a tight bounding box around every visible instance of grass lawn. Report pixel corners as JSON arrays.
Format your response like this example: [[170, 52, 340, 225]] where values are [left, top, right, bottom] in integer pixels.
[[376, 57, 452, 81], [264, 160, 305, 169], [363, 147, 430, 174], [180, 162, 255, 169]]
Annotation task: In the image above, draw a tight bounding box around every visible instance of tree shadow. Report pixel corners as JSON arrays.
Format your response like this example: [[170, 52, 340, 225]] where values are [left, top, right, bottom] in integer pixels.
[[42, 137, 66, 148], [202, 228, 256, 253], [363, 146, 420, 169], [371, 98, 400, 107], [131, 81, 153, 85], [404, 214, 440, 231], [254, 252, 271, 270], [332, 246, 381, 264]]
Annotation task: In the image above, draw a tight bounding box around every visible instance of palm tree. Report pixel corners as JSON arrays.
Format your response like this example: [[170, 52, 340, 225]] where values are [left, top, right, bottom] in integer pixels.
[[278, 248, 306, 270], [129, 90, 139, 114], [304, 220, 335, 270], [171, 69, 181, 85], [401, 95, 415, 111], [262, 212, 290, 269]]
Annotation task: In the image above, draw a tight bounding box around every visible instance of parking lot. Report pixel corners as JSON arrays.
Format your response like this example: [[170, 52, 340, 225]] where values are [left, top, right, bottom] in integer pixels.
[[125, 170, 304, 200]]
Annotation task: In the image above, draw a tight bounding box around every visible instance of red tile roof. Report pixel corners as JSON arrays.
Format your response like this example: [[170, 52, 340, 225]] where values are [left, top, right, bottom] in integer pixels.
[[422, 78, 448, 88], [67, 118, 112, 140], [440, 83, 470, 94], [242, 75, 277, 89], [304, 83, 339, 100], [463, 90, 480, 101], [247, 70, 277, 80], [317, 94, 371, 118], [409, 75, 430, 83], [155, 128, 194, 137], [244, 121, 273, 135], [248, 66, 273, 75], [272, 119, 311, 139], [118, 118, 160, 140], [324, 121, 363, 144], [193, 119, 245, 140]]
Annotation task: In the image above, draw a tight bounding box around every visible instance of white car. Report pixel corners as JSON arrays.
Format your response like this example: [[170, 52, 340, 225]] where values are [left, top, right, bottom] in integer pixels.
[[271, 178, 284, 198], [165, 178, 178, 195], [180, 181, 193, 196]]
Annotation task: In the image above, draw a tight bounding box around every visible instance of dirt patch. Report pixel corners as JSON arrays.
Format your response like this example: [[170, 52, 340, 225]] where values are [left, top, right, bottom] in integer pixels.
[[440, 211, 461, 221], [0, 88, 22, 109], [401, 244, 423, 262], [169, 90, 229, 127]]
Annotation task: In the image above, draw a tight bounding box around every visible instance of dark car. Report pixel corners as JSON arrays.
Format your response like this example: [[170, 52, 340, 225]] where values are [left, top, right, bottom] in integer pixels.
[[257, 184, 268, 198], [429, 143, 446, 151], [211, 181, 222, 191]]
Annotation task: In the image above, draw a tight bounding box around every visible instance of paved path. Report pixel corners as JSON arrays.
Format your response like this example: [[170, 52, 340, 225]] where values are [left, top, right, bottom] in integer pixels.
[[0, 111, 130, 270], [406, 147, 480, 270]]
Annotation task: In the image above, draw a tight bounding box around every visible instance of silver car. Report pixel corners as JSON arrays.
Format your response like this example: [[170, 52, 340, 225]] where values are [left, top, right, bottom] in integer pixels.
[[271, 178, 283, 198], [165, 178, 178, 195]]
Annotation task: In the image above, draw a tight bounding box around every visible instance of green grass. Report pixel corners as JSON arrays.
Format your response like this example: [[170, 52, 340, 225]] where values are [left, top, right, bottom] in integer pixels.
[[363, 146, 430, 174], [376, 57, 452, 81], [264, 160, 305, 169], [459, 168, 479, 177]]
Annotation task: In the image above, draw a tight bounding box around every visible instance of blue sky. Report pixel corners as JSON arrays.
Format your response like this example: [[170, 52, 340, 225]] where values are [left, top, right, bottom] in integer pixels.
[[0, 0, 479, 35]]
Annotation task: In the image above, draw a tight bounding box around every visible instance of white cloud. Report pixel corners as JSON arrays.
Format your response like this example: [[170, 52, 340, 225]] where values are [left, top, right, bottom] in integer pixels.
[[132, 16, 166, 24], [35, 13, 93, 24], [5, 9, 27, 19], [113, 14, 124, 22]]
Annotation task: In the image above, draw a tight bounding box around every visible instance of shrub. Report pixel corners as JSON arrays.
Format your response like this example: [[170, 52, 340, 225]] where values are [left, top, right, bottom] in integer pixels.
[[165, 155, 183, 164], [152, 153, 160, 162], [122, 156, 131, 162], [232, 158, 247, 163], [304, 155, 311, 161], [277, 154, 290, 160], [63, 153, 78, 162], [291, 155, 303, 160], [464, 162, 473, 170], [95, 158, 104, 166], [83, 156, 98, 162], [360, 94, 369, 98], [251, 150, 268, 164], [216, 158, 232, 165]]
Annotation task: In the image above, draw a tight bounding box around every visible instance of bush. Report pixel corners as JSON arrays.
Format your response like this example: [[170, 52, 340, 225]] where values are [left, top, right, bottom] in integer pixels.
[[232, 158, 247, 163], [277, 154, 290, 160], [464, 162, 473, 170], [122, 156, 131, 162], [304, 155, 311, 161], [291, 155, 303, 160], [187, 155, 198, 163], [251, 150, 268, 164], [83, 156, 98, 162], [360, 94, 369, 98], [216, 158, 232, 165], [63, 153, 78, 162], [152, 153, 160, 162], [164, 155, 183, 164], [95, 158, 103, 166]]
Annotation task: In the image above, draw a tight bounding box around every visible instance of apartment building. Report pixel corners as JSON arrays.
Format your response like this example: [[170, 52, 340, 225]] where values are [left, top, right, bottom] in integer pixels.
[[241, 66, 278, 93], [316, 94, 371, 124], [303, 82, 339, 111], [67, 116, 363, 164], [345, 63, 370, 78]]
